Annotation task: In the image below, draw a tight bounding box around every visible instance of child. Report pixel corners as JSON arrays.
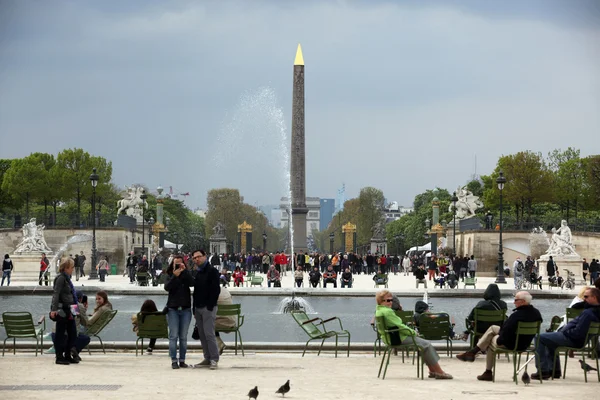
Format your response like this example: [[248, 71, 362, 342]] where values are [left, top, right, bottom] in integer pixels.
[[132, 299, 160, 355]]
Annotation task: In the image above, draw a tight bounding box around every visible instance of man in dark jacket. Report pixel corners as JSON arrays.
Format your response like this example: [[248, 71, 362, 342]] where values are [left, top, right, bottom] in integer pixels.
[[456, 291, 542, 381], [191, 249, 221, 370], [533, 287, 600, 380], [466, 283, 508, 340]]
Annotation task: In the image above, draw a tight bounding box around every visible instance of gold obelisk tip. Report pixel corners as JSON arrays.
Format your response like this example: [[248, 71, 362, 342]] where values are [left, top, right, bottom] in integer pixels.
[[294, 43, 304, 66]]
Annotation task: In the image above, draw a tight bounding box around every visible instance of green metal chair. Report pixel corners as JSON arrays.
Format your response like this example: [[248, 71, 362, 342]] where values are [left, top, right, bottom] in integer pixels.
[[491, 321, 543, 384], [216, 304, 245, 356], [395, 310, 415, 327], [244, 272, 255, 287], [1, 312, 46, 356], [553, 321, 600, 383], [250, 275, 264, 287], [82, 310, 118, 355], [546, 315, 562, 332], [467, 308, 507, 348], [464, 277, 477, 289], [291, 311, 350, 358], [418, 313, 453, 356], [371, 322, 382, 357], [375, 316, 424, 380], [136, 272, 150, 286], [135, 312, 168, 356], [565, 307, 584, 323], [374, 274, 389, 288]]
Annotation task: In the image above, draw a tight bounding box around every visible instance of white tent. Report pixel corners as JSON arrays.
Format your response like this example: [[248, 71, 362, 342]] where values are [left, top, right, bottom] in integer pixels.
[[162, 239, 180, 250], [406, 242, 431, 253]]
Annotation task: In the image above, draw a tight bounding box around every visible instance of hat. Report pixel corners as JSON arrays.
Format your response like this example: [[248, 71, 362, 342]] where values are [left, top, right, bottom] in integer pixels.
[[75, 290, 84, 301]]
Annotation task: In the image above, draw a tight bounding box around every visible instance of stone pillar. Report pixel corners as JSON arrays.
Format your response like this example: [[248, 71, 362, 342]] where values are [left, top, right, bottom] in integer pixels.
[[291, 44, 308, 252], [430, 196, 445, 256], [153, 186, 166, 249]]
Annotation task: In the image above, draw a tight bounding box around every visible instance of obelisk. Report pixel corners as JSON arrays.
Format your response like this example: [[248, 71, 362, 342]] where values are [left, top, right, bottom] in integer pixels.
[[291, 44, 308, 252]]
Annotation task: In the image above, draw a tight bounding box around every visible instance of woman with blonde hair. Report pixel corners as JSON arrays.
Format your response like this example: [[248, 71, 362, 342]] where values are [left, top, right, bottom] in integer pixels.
[[50, 257, 78, 365], [375, 289, 452, 379]]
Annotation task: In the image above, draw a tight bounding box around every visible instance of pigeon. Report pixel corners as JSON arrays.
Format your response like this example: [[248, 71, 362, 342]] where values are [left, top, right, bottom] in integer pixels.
[[248, 386, 259, 400], [521, 371, 530, 385], [275, 380, 290, 397], [579, 360, 598, 372]]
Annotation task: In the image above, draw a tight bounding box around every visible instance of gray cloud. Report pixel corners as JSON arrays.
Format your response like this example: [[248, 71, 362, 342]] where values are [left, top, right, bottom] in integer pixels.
[[0, 0, 598, 211]]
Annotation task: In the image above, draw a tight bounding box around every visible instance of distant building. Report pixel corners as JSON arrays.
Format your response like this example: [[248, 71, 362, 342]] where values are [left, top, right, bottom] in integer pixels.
[[270, 208, 283, 228], [384, 202, 413, 223], [280, 197, 321, 238], [194, 208, 207, 218], [320, 198, 335, 231]]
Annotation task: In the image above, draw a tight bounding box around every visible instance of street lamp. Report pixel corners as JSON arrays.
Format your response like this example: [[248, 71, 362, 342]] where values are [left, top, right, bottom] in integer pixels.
[[148, 217, 154, 252], [88, 168, 99, 280], [329, 232, 335, 255], [495, 171, 507, 284], [451, 191, 459, 256], [262, 231, 267, 251], [140, 190, 148, 257]]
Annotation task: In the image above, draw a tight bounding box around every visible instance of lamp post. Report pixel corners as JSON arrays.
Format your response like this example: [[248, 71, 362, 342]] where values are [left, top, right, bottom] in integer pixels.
[[451, 191, 458, 256], [262, 231, 267, 251], [88, 168, 99, 280], [148, 217, 154, 253], [495, 171, 507, 284], [173, 232, 179, 253], [140, 190, 148, 257], [485, 210, 493, 230], [329, 232, 334, 255]]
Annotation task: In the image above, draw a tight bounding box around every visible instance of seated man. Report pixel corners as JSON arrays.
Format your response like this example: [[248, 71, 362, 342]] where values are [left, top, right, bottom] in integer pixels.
[[219, 268, 230, 287], [266, 265, 281, 288], [533, 287, 600, 380], [373, 270, 387, 285], [464, 283, 508, 342], [308, 267, 321, 288], [323, 265, 337, 288], [414, 264, 427, 288], [446, 269, 458, 289], [434, 273, 446, 288], [340, 267, 353, 288], [456, 291, 542, 381]]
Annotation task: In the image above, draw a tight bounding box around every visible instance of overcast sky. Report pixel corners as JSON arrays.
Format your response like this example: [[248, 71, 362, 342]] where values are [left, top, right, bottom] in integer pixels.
[[1, 0, 598, 211]]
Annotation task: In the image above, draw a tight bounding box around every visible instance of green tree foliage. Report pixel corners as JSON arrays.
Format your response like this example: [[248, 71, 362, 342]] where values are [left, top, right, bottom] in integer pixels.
[[356, 187, 385, 245], [484, 151, 553, 226], [547, 148, 588, 220], [0, 159, 19, 212], [584, 155, 600, 210], [1, 153, 50, 218], [56, 148, 113, 226]]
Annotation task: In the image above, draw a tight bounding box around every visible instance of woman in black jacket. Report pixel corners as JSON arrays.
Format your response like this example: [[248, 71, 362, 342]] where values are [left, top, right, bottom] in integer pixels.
[[50, 257, 78, 365], [164, 254, 194, 369]]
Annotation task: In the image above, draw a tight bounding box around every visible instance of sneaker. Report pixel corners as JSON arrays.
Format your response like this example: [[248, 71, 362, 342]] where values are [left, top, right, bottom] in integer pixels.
[[209, 360, 218, 370], [477, 370, 493, 381], [456, 352, 476, 362], [194, 359, 211, 368], [47, 346, 56, 354], [172, 362, 180, 369], [179, 362, 189, 368]]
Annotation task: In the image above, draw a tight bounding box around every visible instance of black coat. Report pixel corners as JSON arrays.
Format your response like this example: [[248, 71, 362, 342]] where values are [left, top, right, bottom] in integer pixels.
[[51, 272, 75, 311], [192, 263, 220, 311], [164, 269, 194, 309], [497, 305, 543, 351]]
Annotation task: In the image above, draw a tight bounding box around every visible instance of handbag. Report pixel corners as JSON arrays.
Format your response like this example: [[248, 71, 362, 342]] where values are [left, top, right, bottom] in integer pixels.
[[192, 326, 200, 340]]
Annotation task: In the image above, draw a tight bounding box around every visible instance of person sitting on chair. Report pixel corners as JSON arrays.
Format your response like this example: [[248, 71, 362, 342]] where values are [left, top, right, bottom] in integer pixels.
[[309, 267, 321, 288], [267, 265, 281, 288], [373, 270, 386, 285], [219, 268, 230, 287], [323, 265, 337, 288], [447, 269, 458, 289], [456, 291, 543, 381], [88, 291, 113, 327], [415, 263, 427, 288], [131, 299, 161, 355], [464, 284, 508, 343], [294, 266, 304, 288], [375, 290, 453, 379], [232, 266, 245, 287], [341, 267, 353, 288]]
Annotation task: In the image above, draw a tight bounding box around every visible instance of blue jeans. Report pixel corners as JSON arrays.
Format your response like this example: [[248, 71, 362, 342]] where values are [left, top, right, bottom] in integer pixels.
[[535, 332, 576, 374], [167, 308, 192, 362], [1, 271, 10, 286]]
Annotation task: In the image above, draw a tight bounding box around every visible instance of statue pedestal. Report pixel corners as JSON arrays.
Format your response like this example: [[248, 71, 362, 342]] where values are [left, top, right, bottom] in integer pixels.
[[209, 235, 228, 255], [538, 254, 584, 284], [370, 238, 387, 255], [10, 253, 54, 282]]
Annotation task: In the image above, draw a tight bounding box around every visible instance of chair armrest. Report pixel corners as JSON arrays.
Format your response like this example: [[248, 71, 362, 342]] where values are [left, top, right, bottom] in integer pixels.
[[302, 317, 321, 325], [238, 315, 245, 328], [319, 316, 344, 331], [38, 315, 46, 331]]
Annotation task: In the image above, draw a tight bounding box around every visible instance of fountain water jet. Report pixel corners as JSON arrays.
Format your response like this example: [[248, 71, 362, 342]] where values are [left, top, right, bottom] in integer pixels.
[[275, 292, 316, 314]]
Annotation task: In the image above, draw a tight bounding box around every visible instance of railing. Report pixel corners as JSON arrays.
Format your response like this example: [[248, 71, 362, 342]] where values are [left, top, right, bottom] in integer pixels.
[[470, 218, 600, 233]]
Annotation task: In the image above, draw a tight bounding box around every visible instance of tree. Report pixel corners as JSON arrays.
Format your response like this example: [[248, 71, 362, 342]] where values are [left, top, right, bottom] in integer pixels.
[[484, 151, 553, 227], [584, 155, 600, 210], [547, 148, 587, 220], [56, 149, 113, 226], [1, 154, 48, 219], [205, 188, 244, 245], [0, 159, 20, 213], [356, 187, 385, 245]]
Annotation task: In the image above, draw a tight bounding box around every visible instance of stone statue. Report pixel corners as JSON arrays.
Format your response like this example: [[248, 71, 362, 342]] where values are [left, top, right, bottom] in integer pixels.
[[449, 186, 484, 219], [116, 186, 147, 221], [212, 221, 225, 237], [372, 221, 385, 239], [545, 220, 579, 257], [14, 218, 52, 253]]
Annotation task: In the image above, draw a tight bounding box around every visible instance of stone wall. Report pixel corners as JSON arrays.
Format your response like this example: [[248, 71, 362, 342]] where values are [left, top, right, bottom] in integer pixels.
[[0, 227, 146, 274], [451, 230, 600, 277]]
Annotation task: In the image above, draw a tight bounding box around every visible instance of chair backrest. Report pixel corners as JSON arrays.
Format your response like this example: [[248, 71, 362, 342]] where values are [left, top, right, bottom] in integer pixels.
[[584, 321, 600, 345], [473, 308, 506, 335], [291, 311, 322, 338], [418, 313, 451, 340], [375, 316, 414, 346], [2, 312, 36, 337], [547, 315, 562, 332], [217, 304, 242, 325], [465, 277, 476, 285], [136, 312, 168, 339], [566, 307, 584, 322], [395, 310, 414, 326], [512, 321, 541, 351], [85, 310, 118, 336], [376, 274, 388, 281]]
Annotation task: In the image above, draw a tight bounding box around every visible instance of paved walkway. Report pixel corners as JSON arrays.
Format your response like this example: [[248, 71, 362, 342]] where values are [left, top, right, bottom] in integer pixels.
[[1, 271, 587, 297], [0, 351, 597, 400]]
